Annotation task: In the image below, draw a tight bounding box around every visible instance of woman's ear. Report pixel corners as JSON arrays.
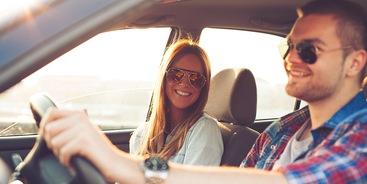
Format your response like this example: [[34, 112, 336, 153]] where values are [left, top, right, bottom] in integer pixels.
[[346, 49, 367, 77]]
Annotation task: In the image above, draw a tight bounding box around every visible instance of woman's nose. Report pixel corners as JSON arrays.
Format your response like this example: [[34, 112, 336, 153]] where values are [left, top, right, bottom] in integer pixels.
[[177, 73, 189, 84]]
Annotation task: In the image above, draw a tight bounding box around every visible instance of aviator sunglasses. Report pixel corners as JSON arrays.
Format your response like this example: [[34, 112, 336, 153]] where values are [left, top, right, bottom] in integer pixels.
[[278, 40, 351, 64], [165, 68, 207, 89]]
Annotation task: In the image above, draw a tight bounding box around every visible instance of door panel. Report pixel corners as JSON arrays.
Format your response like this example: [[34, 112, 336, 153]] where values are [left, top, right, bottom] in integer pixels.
[[0, 129, 133, 172]]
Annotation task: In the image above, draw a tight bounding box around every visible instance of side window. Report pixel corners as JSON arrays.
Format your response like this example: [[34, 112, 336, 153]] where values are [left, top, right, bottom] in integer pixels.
[[199, 28, 295, 120], [0, 28, 171, 136]]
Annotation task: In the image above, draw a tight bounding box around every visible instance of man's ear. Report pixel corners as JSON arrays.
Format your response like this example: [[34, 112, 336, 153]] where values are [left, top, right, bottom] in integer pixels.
[[346, 49, 367, 77]]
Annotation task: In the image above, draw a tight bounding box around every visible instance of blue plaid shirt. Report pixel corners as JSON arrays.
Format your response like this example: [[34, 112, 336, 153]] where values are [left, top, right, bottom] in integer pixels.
[[241, 91, 367, 183]]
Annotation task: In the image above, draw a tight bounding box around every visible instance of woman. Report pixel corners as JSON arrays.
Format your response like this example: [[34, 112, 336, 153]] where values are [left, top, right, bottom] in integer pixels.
[[129, 39, 223, 166]]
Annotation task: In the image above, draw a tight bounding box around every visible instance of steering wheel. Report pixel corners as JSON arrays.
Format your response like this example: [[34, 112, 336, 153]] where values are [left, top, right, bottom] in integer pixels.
[[10, 93, 107, 184]]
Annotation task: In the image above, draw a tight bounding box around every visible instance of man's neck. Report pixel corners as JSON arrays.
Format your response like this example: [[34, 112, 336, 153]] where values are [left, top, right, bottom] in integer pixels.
[[307, 89, 360, 129], [299, 119, 312, 141]]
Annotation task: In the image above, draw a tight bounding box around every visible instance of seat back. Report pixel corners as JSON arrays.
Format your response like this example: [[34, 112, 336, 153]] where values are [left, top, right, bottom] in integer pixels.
[[205, 68, 260, 166]]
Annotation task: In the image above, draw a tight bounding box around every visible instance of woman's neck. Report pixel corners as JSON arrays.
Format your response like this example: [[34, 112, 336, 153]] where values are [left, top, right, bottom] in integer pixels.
[[168, 108, 184, 132]]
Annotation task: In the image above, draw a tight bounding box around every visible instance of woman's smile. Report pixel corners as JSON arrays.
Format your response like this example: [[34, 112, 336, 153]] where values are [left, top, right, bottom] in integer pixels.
[[175, 89, 191, 96]]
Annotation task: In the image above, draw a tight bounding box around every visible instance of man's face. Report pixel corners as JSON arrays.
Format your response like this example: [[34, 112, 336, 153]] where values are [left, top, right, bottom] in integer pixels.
[[284, 14, 347, 102]]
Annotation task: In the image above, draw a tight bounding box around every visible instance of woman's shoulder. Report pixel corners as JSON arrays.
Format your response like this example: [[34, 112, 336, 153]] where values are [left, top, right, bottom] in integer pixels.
[[136, 121, 150, 129], [192, 113, 219, 129], [186, 113, 222, 143], [133, 121, 151, 136], [201, 113, 219, 123]]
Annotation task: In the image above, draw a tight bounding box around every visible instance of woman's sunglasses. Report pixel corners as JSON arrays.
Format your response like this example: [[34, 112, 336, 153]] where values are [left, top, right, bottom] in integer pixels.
[[165, 68, 207, 89], [278, 40, 351, 64]]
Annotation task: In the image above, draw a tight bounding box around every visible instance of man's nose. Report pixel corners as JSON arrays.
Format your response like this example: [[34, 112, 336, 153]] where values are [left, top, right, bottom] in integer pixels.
[[285, 47, 303, 64]]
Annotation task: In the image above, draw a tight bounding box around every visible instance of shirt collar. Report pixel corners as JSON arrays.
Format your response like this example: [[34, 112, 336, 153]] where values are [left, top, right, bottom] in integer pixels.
[[278, 106, 309, 131], [322, 91, 367, 129]]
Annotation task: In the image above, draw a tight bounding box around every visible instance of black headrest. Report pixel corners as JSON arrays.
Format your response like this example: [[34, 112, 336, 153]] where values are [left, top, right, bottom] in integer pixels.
[[205, 68, 257, 127]]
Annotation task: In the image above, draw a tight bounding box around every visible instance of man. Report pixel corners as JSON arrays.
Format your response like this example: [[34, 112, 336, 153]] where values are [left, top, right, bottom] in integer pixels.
[[40, 0, 367, 183], [241, 0, 367, 176]]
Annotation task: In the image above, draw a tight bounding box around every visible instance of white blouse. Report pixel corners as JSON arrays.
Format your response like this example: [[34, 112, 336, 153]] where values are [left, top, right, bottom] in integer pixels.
[[129, 113, 224, 166]]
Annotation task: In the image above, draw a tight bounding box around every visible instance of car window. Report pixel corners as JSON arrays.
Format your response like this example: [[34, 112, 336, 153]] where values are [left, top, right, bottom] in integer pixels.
[[0, 27, 294, 136], [199, 28, 295, 120], [0, 28, 171, 136]]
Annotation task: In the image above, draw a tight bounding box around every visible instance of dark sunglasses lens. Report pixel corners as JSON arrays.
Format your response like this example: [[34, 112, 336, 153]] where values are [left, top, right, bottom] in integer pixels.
[[166, 69, 184, 83], [189, 73, 206, 89], [297, 42, 317, 64]]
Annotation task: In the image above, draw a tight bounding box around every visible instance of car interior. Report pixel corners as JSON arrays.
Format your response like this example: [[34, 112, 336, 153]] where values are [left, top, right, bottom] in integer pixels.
[[1, 0, 367, 183], [205, 68, 259, 166]]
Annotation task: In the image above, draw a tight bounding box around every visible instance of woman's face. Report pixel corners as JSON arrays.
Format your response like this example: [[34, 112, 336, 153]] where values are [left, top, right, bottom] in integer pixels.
[[165, 54, 205, 113]]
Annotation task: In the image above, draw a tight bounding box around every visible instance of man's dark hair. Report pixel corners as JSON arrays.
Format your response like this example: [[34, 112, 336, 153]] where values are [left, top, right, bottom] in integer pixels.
[[298, 0, 367, 79], [298, 0, 367, 51]]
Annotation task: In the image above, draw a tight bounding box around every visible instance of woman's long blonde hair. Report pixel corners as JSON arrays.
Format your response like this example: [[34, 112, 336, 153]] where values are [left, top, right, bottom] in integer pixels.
[[136, 39, 211, 160]]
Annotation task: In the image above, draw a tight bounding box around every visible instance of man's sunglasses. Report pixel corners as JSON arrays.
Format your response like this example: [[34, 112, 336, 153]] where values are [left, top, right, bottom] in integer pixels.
[[165, 68, 207, 89], [278, 40, 351, 64]]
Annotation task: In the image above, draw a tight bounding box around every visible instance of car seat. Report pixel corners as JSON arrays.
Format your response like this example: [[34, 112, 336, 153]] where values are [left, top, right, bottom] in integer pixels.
[[205, 68, 260, 166]]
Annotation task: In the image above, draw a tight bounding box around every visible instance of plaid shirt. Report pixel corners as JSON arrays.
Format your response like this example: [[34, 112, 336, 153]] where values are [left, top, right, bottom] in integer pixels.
[[241, 91, 367, 183]]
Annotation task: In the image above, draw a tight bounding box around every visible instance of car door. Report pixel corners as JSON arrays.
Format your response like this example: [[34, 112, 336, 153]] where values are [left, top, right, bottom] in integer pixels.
[[0, 0, 167, 174]]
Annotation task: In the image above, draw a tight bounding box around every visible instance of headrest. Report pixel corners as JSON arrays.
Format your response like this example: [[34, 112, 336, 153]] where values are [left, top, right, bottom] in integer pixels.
[[205, 68, 257, 127]]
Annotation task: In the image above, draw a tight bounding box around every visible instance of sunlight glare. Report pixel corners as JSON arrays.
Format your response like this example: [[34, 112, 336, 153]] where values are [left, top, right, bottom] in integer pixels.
[[1, 0, 43, 21], [1, 0, 38, 12]]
